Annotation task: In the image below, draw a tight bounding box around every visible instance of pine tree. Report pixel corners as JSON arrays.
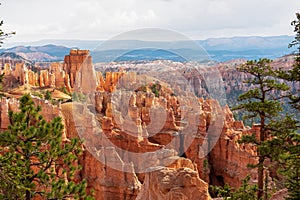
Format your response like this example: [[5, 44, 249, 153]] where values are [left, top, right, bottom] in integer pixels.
[[0, 19, 7, 47], [0, 94, 93, 200], [211, 175, 258, 200], [270, 12, 300, 200], [0, 4, 15, 47], [284, 12, 300, 109], [234, 58, 290, 200], [283, 12, 300, 113], [266, 116, 300, 200], [282, 12, 300, 200]]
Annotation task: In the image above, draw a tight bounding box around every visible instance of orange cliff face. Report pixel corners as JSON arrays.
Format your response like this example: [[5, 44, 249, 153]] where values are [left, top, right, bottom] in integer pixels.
[[1, 49, 137, 96], [0, 50, 264, 200], [1, 62, 68, 91], [71, 81, 258, 198], [0, 93, 257, 199], [1, 49, 92, 92], [63, 49, 91, 89]]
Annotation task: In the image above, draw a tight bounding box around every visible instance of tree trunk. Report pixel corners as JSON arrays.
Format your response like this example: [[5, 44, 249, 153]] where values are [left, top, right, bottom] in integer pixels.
[[257, 156, 264, 200], [26, 190, 31, 200], [258, 113, 266, 200]]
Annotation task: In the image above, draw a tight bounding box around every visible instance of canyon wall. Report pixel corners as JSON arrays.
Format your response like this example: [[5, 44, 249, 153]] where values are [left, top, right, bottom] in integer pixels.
[[0, 91, 257, 199], [0, 50, 264, 199]]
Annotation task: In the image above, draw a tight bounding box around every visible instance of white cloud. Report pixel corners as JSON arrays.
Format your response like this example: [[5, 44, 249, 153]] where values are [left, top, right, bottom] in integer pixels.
[[0, 0, 299, 44]]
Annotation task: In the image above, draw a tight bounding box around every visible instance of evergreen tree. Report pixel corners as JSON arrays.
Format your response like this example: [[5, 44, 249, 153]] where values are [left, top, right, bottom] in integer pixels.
[[0, 94, 93, 200], [266, 116, 300, 200], [283, 12, 300, 109], [45, 90, 52, 100], [234, 58, 290, 200], [282, 12, 300, 200], [211, 175, 258, 200], [0, 19, 7, 47], [270, 12, 300, 200], [0, 3, 15, 47]]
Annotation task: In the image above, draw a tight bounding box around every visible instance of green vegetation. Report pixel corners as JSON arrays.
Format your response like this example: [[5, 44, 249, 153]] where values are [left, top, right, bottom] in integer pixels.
[[44, 90, 52, 100], [0, 13, 15, 47], [0, 12, 9, 95], [72, 92, 86, 102], [274, 13, 300, 111], [32, 90, 53, 101], [141, 85, 147, 92], [31, 91, 43, 99], [0, 72, 5, 97], [287, 12, 300, 109], [203, 158, 209, 174], [150, 83, 161, 97], [219, 13, 300, 200], [0, 20, 8, 47], [289, 13, 300, 51], [266, 116, 300, 200], [211, 175, 258, 200], [59, 86, 71, 96], [271, 12, 300, 200], [0, 73, 4, 85], [0, 94, 93, 199], [233, 58, 290, 200]]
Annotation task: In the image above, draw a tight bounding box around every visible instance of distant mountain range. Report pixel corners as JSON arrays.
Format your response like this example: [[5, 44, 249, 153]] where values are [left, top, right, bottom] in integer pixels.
[[0, 35, 296, 62], [0, 44, 70, 62]]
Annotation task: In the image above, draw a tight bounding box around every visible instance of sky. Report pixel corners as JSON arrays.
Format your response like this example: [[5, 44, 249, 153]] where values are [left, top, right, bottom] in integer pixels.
[[0, 0, 300, 46]]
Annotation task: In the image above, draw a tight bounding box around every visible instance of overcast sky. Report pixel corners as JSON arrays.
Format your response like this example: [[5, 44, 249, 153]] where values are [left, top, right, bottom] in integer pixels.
[[1, 0, 299, 45]]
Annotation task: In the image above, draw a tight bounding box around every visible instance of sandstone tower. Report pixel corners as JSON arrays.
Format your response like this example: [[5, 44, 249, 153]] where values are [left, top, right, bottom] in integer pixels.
[[64, 49, 97, 94], [63, 49, 91, 88]]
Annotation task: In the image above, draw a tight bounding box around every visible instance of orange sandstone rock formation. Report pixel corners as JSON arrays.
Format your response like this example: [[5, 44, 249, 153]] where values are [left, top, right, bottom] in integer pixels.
[[64, 50, 89, 87], [136, 166, 211, 200], [1, 50, 139, 96], [0, 51, 265, 199], [0, 84, 258, 200]]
